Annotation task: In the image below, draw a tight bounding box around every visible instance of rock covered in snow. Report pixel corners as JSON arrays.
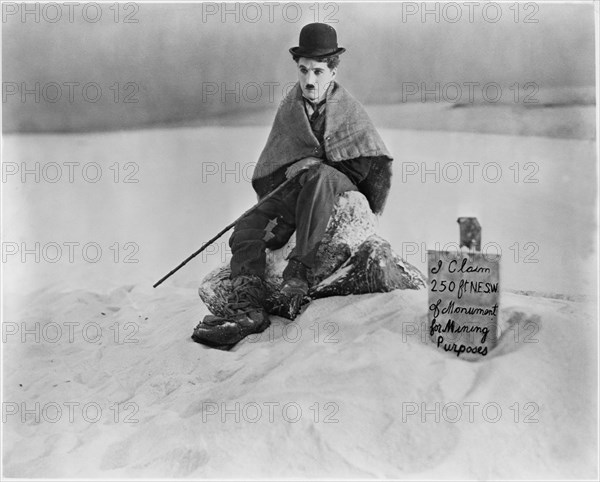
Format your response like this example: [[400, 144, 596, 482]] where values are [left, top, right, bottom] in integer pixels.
[[198, 191, 426, 319], [310, 235, 427, 298]]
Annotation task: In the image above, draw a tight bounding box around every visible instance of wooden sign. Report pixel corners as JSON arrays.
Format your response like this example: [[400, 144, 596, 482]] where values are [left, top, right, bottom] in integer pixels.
[[427, 250, 500, 360]]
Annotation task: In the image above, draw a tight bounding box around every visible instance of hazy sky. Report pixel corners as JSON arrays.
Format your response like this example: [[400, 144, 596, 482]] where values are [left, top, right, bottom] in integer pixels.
[[3, 2, 596, 132]]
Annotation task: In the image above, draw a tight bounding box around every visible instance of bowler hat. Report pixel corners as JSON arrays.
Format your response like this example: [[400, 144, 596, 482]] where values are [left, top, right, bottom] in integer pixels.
[[289, 23, 346, 59]]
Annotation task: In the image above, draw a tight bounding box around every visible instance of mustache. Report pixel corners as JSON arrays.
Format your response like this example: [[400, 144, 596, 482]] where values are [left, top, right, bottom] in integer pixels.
[[305, 84, 315, 90]]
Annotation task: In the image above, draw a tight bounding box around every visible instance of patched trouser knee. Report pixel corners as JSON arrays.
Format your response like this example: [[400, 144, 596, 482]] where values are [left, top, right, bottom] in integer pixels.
[[229, 190, 296, 278]]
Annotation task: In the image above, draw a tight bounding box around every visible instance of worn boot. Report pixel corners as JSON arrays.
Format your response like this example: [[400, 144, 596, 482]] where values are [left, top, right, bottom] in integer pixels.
[[280, 259, 310, 318], [281, 259, 309, 296], [192, 275, 271, 350]]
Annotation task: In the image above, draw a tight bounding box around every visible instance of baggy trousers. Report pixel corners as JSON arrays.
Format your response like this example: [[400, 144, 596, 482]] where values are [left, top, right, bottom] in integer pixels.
[[229, 163, 358, 278]]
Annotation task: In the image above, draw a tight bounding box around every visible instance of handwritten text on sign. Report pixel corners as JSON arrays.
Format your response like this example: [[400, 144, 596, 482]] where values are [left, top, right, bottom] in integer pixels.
[[427, 251, 500, 360]]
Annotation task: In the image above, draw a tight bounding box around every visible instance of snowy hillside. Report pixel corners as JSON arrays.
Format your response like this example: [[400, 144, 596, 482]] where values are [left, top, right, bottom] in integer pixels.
[[2, 285, 597, 478], [2, 125, 598, 478]]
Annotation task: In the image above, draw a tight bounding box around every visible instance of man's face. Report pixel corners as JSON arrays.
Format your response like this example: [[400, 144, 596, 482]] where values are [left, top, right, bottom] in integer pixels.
[[297, 57, 336, 102]]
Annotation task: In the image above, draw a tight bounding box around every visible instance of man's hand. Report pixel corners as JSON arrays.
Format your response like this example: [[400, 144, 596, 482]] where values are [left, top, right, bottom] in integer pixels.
[[285, 157, 322, 179]]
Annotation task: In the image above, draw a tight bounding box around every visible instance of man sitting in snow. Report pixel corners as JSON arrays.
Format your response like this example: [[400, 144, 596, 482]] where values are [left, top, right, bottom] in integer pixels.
[[193, 23, 393, 349]]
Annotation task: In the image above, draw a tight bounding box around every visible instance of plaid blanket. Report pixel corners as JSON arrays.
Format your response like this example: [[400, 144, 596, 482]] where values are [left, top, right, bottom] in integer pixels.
[[252, 82, 394, 214]]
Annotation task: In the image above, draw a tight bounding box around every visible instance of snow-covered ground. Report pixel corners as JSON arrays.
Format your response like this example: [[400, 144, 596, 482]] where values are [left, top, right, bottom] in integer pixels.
[[2, 124, 598, 478]]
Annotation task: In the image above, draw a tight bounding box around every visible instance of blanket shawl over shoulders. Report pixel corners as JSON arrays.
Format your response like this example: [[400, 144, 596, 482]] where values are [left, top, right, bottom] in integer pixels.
[[252, 82, 393, 214]]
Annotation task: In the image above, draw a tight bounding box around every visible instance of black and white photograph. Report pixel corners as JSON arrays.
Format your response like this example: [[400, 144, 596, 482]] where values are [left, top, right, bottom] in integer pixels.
[[2, 0, 598, 479]]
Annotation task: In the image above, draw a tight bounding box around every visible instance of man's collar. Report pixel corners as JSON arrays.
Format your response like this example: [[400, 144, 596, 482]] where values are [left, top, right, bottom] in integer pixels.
[[302, 96, 327, 111]]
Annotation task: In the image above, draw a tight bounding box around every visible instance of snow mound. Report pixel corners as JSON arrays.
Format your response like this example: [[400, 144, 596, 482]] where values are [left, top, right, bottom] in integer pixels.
[[2, 285, 596, 479]]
